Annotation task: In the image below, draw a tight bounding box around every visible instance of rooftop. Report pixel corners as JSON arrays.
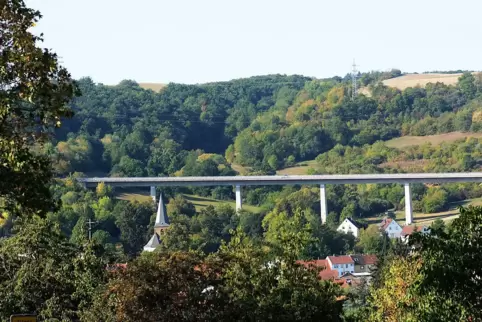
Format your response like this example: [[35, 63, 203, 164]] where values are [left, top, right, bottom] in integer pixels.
[[350, 254, 378, 265], [154, 193, 170, 227], [379, 217, 396, 230], [143, 233, 160, 252], [401, 225, 429, 237], [328, 255, 354, 265]]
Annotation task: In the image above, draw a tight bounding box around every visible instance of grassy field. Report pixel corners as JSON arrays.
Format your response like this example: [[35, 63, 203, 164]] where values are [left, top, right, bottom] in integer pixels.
[[138, 83, 167, 92], [385, 131, 482, 149], [182, 194, 262, 213], [231, 163, 251, 175], [382, 73, 480, 90], [276, 160, 318, 175], [365, 197, 482, 227], [115, 189, 262, 213]]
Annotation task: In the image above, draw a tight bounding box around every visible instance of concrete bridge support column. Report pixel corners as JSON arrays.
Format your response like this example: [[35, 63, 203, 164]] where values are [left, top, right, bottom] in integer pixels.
[[150, 186, 156, 203], [320, 184, 328, 224], [235, 185, 242, 212], [404, 183, 413, 225]]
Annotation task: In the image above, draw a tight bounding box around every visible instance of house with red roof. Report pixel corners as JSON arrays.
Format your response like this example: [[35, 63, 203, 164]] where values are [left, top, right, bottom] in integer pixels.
[[327, 255, 355, 277], [400, 225, 430, 243], [378, 217, 402, 238], [350, 254, 378, 273]]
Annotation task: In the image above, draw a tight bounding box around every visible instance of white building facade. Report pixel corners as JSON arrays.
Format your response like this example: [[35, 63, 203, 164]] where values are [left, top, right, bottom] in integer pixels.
[[327, 256, 355, 277], [379, 218, 403, 239], [337, 218, 361, 238]]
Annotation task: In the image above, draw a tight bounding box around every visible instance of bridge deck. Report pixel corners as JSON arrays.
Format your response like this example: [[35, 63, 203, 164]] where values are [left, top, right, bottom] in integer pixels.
[[77, 173, 482, 187]]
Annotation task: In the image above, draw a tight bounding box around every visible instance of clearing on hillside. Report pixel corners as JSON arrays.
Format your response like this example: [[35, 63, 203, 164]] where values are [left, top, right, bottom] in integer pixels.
[[114, 189, 262, 213], [385, 132, 482, 149], [276, 160, 318, 175], [382, 72, 480, 90], [138, 83, 167, 92], [182, 194, 262, 213]]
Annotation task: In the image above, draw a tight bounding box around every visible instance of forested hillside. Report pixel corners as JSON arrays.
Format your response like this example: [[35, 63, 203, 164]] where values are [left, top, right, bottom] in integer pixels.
[[48, 71, 482, 178]]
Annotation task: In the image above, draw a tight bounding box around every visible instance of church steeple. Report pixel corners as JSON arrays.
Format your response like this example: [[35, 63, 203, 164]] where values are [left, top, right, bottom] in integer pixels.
[[154, 192, 170, 235], [143, 192, 170, 252]]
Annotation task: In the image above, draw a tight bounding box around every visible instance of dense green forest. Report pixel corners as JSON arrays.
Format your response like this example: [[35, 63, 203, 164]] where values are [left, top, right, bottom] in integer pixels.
[[47, 70, 482, 176]]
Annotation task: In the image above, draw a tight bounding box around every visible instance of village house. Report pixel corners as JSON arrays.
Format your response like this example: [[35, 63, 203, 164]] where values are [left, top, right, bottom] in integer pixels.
[[327, 255, 355, 277], [350, 254, 378, 273], [337, 218, 363, 238], [298, 254, 378, 288], [378, 217, 402, 238], [400, 225, 430, 243]]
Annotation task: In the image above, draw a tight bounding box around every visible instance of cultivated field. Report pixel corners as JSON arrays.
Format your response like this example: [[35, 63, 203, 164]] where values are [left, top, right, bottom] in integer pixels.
[[382, 72, 479, 90], [138, 83, 167, 92], [385, 131, 482, 149]]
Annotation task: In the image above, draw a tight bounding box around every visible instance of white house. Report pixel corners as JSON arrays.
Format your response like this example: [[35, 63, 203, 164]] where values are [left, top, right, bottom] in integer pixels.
[[378, 217, 402, 239], [337, 218, 362, 238], [327, 255, 355, 277]]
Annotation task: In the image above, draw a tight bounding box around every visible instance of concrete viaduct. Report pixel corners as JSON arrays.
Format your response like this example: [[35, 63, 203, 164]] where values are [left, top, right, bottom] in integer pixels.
[[77, 173, 482, 225]]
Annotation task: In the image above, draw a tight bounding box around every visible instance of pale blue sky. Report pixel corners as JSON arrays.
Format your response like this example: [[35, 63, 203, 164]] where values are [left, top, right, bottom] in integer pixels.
[[27, 0, 481, 85]]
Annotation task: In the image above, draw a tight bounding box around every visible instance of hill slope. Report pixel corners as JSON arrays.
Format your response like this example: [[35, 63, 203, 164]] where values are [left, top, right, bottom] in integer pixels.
[[382, 72, 480, 90]]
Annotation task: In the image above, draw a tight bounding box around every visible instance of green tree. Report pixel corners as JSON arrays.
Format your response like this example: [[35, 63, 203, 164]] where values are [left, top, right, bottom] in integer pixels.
[[0, 217, 105, 321], [115, 201, 153, 257], [356, 225, 389, 255], [0, 0, 78, 218], [421, 187, 449, 213], [459, 72, 477, 99]]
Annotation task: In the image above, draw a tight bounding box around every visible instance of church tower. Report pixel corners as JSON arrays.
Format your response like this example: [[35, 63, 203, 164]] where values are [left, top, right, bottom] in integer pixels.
[[143, 192, 170, 252]]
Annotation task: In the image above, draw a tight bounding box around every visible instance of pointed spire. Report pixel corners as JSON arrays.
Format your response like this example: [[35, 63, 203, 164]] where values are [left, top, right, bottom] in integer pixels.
[[143, 233, 160, 252], [154, 192, 169, 228]]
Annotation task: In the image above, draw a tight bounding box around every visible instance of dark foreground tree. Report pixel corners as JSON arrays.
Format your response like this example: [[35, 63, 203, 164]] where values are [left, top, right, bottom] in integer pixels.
[[0, 0, 78, 218], [83, 227, 343, 321], [0, 216, 106, 321]]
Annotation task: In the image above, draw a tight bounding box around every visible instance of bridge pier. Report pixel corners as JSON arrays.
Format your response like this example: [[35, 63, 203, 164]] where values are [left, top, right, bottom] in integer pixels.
[[150, 186, 156, 203], [320, 184, 327, 224], [404, 183, 413, 225], [235, 185, 242, 212]]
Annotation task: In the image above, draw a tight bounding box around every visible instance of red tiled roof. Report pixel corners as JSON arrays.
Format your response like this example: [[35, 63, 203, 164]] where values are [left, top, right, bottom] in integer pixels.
[[319, 269, 339, 280], [106, 263, 127, 271], [328, 255, 354, 265], [297, 260, 338, 280], [297, 259, 328, 269], [339, 276, 362, 288], [379, 218, 393, 230], [350, 254, 378, 265], [401, 225, 426, 237]]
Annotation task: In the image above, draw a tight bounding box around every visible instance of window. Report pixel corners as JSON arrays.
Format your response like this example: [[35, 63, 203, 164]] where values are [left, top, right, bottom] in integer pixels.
[[389, 227, 392, 230], [334, 265, 338, 268]]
